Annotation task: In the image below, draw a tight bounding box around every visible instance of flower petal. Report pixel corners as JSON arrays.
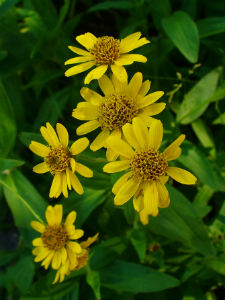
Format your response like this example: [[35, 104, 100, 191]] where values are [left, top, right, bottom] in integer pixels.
[[53, 204, 63, 225], [115, 54, 147, 65], [122, 123, 139, 150], [106, 148, 119, 161], [70, 158, 76, 172], [138, 80, 151, 97], [114, 177, 140, 205], [112, 171, 132, 194], [29, 142, 50, 157], [75, 163, 93, 178], [80, 233, 99, 248], [156, 181, 170, 208], [70, 171, 84, 194], [90, 130, 110, 151], [163, 134, 185, 161], [76, 120, 100, 135], [66, 168, 71, 190], [137, 91, 164, 109], [148, 120, 163, 150], [133, 194, 144, 212], [67, 241, 82, 254], [167, 167, 197, 185], [103, 160, 130, 173], [52, 250, 62, 270], [45, 205, 56, 226], [46, 123, 60, 146], [64, 56, 92, 65], [56, 123, 69, 148], [98, 75, 115, 96], [143, 182, 159, 216], [62, 172, 68, 198], [84, 65, 108, 84], [142, 103, 166, 116], [76, 32, 97, 50], [128, 72, 143, 98], [30, 221, 45, 233], [106, 136, 134, 158], [32, 238, 43, 246], [69, 229, 84, 240], [49, 173, 62, 198], [33, 162, 50, 174], [65, 61, 95, 77], [111, 73, 127, 91], [65, 211, 77, 226], [111, 64, 128, 82], [80, 87, 103, 105], [70, 137, 89, 155], [72, 106, 99, 120], [40, 126, 55, 146], [68, 45, 91, 56], [132, 117, 149, 148]]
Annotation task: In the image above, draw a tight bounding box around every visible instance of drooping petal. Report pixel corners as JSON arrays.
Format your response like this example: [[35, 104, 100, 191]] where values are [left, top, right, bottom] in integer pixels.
[[34, 247, 51, 263], [66, 168, 71, 190], [62, 172, 68, 198], [156, 181, 170, 208], [111, 64, 128, 82], [41, 251, 54, 270], [114, 177, 140, 205], [70, 158, 76, 172], [90, 130, 110, 151], [98, 75, 115, 95], [148, 120, 163, 150], [128, 72, 143, 98], [132, 117, 149, 148], [84, 65, 108, 84], [139, 210, 149, 225], [69, 171, 84, 194], [29, 142, 50, 157], [166, 167, 197, 185], [30, 221, 45, 233], [80, 233, 99, 248], [65, 61, 95, 77], [75, 163, 93, 178], [143, 182, 159, 216], [133, 194, 144, 212], [52, 250, 62, 270], [33, 162, 50, 174], [137, 91, 164, 109], [49, 173, 62, 198], [56, 123, 69, 148], [70, 137, 89, 155], [106, 136, 134, 158], [112, 171, 132, 194], [163, 134, 185, 161], [103, 160, 130, 173], [76, 120, 100, 135]]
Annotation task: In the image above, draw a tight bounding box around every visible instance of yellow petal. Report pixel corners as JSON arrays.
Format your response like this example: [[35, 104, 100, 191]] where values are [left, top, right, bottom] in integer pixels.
[[30, 221, 45, 233], [122, 123, 139, 149], [98, 75, 114, 95], [112, 171, 132, 194], [72, 106, 99, 120], [65, 61, 95, 77], [69, 229, 84, 240], [166, 167, 197, 185], [64, 56, 93, 65], [80, 233, 99, 248], [34, 247, 51, 263], [163, 134, 185, 161], [33, 162, 49, 174], [52, 250, 62, 270], [62, 172, 68, 198], [133, 194, 144, 212], [46, 123, 60, 147], [111, 73, 127, 91], [76, 32, 97, 50], [114, 178, 140, 205], [76, 120, 100, 135], [70, 158, 76, 172], [143, 182, 159, 216], [41, 251, 54, 270], [67, 248, 78, 269], [45, 205, 56, 226], [70, 171, 84, 194], [137, 91, 164, 109], [75, 162, 93, 178], [61, 247, 67, 265], [139, 210, 149, 225], [56, 123, 69, 148], [111, 64, 128, 82], [106, 136, 134, 158], [148, 120, 163, 150], [103, 160, 130, 173], [40, 126, 55, 146], [138, 80, 151, 97], [142, 103, 166, 116], [67, 241, 82, 254], [32, 238, 43, 246], [156, 181, 170, 208], [80, 87, 103, 105], [120, 36, 150, 53], [128, 72, 143, 98], [70, 137, 89, 155], [53, 204, 63, 225], [68, 45, 91, 56], [29, 141, 50, 157], [137, 114, 156, 126], [90, 130, 110, 151], [65, 211, 77, 226], [132, 117, 149, 148], [49, 173, 62, 198], [66, 168, 71, 190], [106, 148, 119, 161], [84, 65, 108, 84], [115, 54, 147, 65]]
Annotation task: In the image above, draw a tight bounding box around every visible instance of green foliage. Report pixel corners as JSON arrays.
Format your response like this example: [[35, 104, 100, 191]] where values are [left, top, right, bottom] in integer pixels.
[[0, 0, 224, 299]]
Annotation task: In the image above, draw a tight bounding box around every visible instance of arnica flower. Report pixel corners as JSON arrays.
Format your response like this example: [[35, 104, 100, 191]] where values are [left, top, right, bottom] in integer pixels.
[[103, 118, 197, 225], [29, 122, 93, 198], [31, 205, 84, 273], [72, 73, 165, 160], [53, 233, 99, 284], [65, 32, 150, 84]]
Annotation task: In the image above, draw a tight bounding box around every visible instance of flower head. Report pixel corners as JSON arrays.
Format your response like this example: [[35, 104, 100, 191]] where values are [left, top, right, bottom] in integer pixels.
[[103, 118, 197, 224], [31, 205, 84, 272], [65, 32, 150, 84], [72, 73, 165, 160], [53, 233, 99, 284], [29, 123, 93, 198]]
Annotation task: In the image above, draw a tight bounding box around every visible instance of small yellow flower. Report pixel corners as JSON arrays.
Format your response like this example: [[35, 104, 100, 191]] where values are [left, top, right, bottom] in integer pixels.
[[31, 205, 84, 272], [103, 118, 197, 224], [65, 32, 150, 84], [72, 72, 165, 160], [53, 233, 99, 284], [29, 122, 93, 198]]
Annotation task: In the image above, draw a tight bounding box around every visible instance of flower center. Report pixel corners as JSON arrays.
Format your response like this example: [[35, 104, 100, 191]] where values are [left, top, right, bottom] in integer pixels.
[[42, 225, 68, 250], [98, 94, 138, 130], [45, 146, 70, 174], [90, 36, 120, 64], [130, 149, 168, 181]]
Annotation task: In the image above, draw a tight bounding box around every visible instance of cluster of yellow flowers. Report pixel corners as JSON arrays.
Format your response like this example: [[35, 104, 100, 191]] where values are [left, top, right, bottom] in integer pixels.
[[29, 32, 197, 283]]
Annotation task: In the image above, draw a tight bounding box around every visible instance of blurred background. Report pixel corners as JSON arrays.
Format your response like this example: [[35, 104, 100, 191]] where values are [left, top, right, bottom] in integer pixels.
[[0, 0, 225, 299]]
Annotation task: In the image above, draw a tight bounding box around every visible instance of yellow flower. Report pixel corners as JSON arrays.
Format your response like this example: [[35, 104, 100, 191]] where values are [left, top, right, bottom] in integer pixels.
[[72, 72, 165, 160], [31, 205, 84, 273], [29, 122, 93, 198], [103, 118, 197, 224], [53, 233, 99, 284], [65, 32, 150, 84]]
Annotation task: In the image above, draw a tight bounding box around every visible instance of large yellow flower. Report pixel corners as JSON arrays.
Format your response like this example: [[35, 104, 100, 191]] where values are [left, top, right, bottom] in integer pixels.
[[103, 118, 197, 224], [53, 233, 99, 284], [65, 32, 150, 84], [31, 205, 84, 273], [29, 122, 93, 198], [72, 72, 165, 160]]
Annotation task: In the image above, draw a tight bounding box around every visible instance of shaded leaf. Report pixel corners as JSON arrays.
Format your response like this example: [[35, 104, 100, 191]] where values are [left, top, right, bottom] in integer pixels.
[[197, 17, 225, 38]]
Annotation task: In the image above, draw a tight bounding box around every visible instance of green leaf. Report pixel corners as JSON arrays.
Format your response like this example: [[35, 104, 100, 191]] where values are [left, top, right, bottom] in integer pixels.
[[176, 67, 221, 124], [7, 255, 34, 294], [162, 11, 199, 63], [191, 119, 215, 149], [0, 250, 17, 267], [213, 113, 225, 125], [206, 258, 225, 276], [177, 141, 225, 192], [0, 158, 24, 172], [0, 170, 47, 228], [0, 0, 18, 18], [0, 82, 17, 157], [130, 229, 147, 263], [86, 270, 101, 300], [100, 260, 180, 293], [147, 185, 215, 256], [88, 1, 133, 13], [197, 17, 225, 38]]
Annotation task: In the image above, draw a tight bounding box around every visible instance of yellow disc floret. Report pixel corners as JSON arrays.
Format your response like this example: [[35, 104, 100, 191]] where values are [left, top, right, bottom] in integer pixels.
[[45, 146, 71, 174], [42, 225, 68, 250]]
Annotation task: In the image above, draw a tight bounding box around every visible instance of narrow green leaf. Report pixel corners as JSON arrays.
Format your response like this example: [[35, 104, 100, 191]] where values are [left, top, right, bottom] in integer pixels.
[[86, 271, 101, 300], [88, 1, 133, 13], [162, 11, 199, 63], [0, 158, 24, 172], [206, 258, 225, 275], [197, 17, 225, 38], [130, 229, 147, 263], [176, 67, 221, 124], [100, 260, 180, 293], [191, 119, 215, 149]]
